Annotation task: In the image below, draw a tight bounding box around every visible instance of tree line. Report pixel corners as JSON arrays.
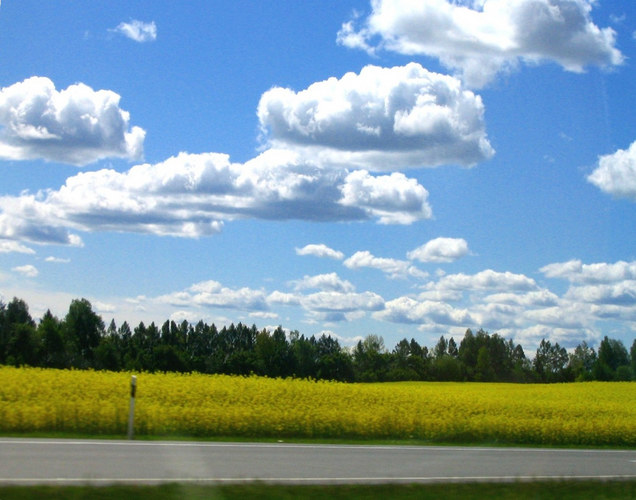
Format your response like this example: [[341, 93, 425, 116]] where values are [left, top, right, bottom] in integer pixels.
[[1, 296, 635, 383]]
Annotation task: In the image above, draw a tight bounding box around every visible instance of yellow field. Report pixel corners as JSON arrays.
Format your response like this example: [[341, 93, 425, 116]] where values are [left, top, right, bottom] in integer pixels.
[[1, 366, 634, 446]]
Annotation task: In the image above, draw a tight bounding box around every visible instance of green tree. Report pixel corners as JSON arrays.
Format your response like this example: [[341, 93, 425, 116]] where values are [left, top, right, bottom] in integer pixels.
[[475, 345, 495, 381], [6, 322, 39, 366], [433, 335, 448, 359], [289, 331, 317, 379], [533, 339, 570, 383], [38, 310, 67, 368], [431, 354, 463, 381], [315, 334, 354, 382], [3, 298, 38, 366], [594, 336, 630, 381], [387, 338, 419, 381], [255, 326, 292, 377], [64, 298, 104, 366], [447, 337, 458, 358], [186, 320, 214, 373], [353, 335, 389, 382], [568, 341, 596, 381], [153, 344, 188, 372]]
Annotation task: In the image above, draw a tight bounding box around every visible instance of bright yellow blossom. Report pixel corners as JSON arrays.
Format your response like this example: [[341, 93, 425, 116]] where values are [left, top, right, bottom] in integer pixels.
[[0, 366, 634, 446]]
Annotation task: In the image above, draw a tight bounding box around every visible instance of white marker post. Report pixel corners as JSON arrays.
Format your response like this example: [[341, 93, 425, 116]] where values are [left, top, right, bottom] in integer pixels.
[[127, 375, 137, 440]]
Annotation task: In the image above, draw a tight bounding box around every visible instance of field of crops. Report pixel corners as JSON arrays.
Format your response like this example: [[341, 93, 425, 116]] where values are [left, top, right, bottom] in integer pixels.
[[1, 366, 634, 446]]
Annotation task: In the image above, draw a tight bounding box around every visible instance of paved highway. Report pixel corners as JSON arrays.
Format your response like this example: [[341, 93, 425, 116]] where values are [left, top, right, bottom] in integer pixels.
[[1, 438, 635, 485]]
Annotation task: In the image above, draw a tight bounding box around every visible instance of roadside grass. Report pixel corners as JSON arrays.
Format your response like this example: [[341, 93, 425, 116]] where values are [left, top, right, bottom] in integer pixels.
[[1, 481, 636, 499], [2, 430, 635, 451]]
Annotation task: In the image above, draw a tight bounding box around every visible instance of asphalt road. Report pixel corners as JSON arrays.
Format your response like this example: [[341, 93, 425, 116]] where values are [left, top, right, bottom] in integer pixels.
[[1, 438, 635, 485]]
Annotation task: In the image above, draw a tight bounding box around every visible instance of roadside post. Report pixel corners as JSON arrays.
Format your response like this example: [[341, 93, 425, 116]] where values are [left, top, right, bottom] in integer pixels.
[[127, 375, 137, 440]]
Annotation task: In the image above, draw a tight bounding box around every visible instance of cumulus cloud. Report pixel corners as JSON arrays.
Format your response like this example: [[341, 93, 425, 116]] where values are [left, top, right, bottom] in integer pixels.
[[484, 290, 559, 307], [44, 256, 70, 263], [301, 291, 385, 322], [113, 20, 157, 43], [339, 0, 623, 87], [540, 259, 636, 283], [587, 141, 636, 201], [0, 77, 145, 166], [344, 250, 427, 279], [292, 273, 355, 293], [433, 269, 538, 292], [295, 244, 344, 260], [258, 63, 494, 170], [158, 280, 268, 312], [0, 149, 432, 245], [565, 281, 636, 306], [375, 296, 476, 326], [0, 241, 34, 254], [407, 237, 469, 263], [514, 324, 598, 349], [12, 264, 38, 278], [267, 291, 301, 306], [340, 170, 432, 223]]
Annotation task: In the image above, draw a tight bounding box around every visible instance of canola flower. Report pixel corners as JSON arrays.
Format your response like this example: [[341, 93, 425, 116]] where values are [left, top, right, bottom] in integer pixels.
[[0, 366, 634, 446]]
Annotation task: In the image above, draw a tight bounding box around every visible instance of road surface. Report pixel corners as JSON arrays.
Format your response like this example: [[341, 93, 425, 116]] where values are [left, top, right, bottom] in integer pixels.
[[1, 438, 635, 485]]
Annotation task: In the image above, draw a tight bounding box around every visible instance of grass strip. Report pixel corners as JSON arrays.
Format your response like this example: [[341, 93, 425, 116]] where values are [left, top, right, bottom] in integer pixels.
[[1, 481, 636, 499]]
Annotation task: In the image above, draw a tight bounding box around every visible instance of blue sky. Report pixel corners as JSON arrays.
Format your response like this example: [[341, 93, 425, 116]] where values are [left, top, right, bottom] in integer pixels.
[[1, 0, 635, 353]]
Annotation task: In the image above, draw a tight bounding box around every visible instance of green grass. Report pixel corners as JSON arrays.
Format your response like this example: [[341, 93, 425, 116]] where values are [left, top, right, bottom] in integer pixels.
[[1, 481, 636, 499], [2, 430, 636, 451]]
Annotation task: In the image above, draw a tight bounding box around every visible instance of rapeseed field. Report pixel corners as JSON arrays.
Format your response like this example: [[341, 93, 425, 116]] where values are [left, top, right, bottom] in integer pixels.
[[1, 366, 634, 446]]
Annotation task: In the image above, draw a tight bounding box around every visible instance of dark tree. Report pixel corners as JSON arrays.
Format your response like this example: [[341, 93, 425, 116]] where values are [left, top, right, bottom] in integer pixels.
[[64, 299, 104, 366], [447, 337, 458, 358], [38, 310, 67, 368], [6, 323, 38, 366], [631, 339, 636, 381], [289, 331, 318, 379], [594, 336, 630, 381], [433, 335, 448, 359], [1, 297, 37, 366], [533, 339, 570, 383], [568, 341, 597, 381], [353, 335, 389, 382]]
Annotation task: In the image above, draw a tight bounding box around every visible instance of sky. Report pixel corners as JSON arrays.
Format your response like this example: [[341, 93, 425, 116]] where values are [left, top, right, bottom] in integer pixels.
[[1, 0, 635, 354]]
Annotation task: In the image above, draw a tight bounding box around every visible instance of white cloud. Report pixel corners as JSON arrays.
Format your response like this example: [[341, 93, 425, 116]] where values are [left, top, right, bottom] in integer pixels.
[[0, 77, 145, 166], [267, 291, 301, 306], [301, 291, 385, 321], [375, 296, 476, 326], [587, 140, 636, 201], [292, 273, 355, 293], [340, 0, 623, 87], [158, 280, 268, 312], [434, 269, 538, 292], [258, 63, 494, 169], [295, 244, 344, 260], [514, 325, 597, 350], [344, 250, 427, 279], [0, 241, 34, 254], [93, 301, 116, 314], [0, 150, 432, 245], [249, 311, 279, 320], [12, 264, 38, 278], [113, 20, 157, 43], [44, 256, 70, 263], [540, 259, 636, 283], [565, 281, 636, 306], [407, 237, 469, 263], [484, 290, 559, 307], [523, 303, 590, 329], [340, 170, 432, 224]]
